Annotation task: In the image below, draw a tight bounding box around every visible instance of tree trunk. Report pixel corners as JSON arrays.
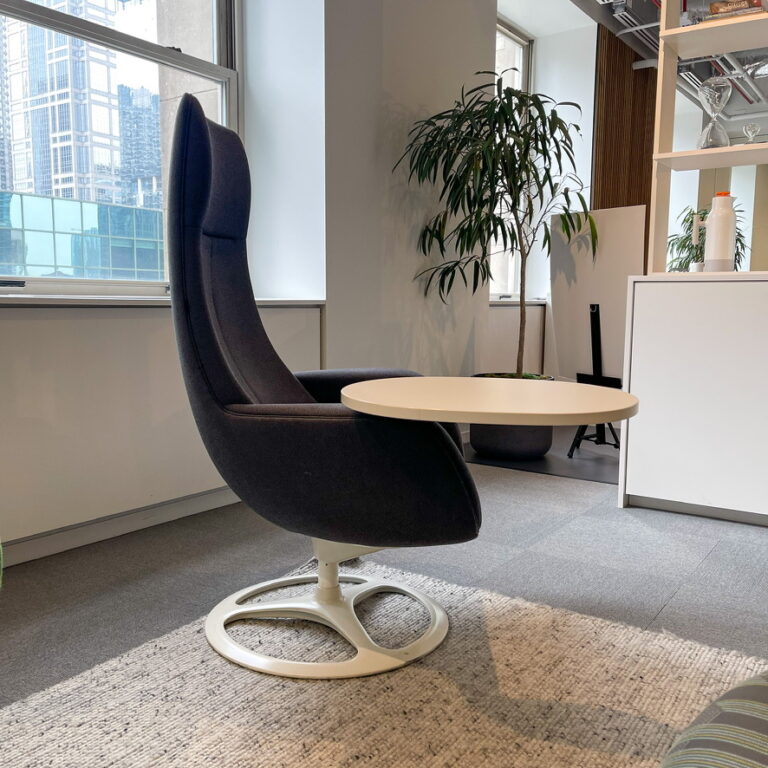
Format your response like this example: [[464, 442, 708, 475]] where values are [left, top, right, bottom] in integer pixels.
[[516, 252, 527, 377]]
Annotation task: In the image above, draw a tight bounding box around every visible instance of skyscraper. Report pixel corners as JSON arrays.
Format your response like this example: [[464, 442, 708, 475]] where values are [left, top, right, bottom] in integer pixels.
[[4, 1, 121, 202], [0, 16, 12, 196], [117, 85, 161, 209]]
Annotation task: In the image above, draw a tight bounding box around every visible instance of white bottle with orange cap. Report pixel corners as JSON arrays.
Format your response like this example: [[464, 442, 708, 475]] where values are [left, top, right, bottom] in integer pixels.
[[703, 191, 737, 272]]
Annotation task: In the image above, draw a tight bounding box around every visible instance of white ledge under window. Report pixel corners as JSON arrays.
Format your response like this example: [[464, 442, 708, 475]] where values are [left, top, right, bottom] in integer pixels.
[[0, 294, 327, 308], [0, 277, 325, 308], [490, 296, 548, 306]]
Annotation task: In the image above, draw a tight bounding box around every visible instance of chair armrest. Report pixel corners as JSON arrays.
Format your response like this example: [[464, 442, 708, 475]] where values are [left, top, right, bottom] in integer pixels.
[[295, 368, 420, 404], [226, 402, 358, 419]]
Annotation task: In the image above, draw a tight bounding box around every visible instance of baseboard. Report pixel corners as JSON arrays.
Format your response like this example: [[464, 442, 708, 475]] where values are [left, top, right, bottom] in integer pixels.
[[628, 495, 768, 528], [3, 487, 240, 566]]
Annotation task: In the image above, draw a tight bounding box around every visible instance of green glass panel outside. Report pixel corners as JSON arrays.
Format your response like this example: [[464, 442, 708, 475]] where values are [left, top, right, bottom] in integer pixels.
[[137, 270, 163, 281], [0, 193, 23, 228], [135, 240, 159, 270], [135, 208, 159, 239], [24, 231, 55, 266], [53, 198, 83, 233], [0, 229, 24, 273], [22, 196, 53, 231], [109, 206, 134, 238], [110, 238, 135, 270], [81, 203, 102, 235], [54, 233, 74, 267]]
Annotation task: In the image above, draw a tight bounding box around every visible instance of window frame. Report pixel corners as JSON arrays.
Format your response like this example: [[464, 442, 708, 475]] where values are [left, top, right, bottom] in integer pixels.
[[0, 0, 240, 300], [492, 19, 534, 299]]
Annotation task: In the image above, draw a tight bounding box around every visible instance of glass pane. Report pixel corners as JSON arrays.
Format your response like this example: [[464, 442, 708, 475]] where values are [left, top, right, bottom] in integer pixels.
[[23, 195, 53, 231], [45, 0, 216, 64], [0, 229, 24, 274], [496, 30, 525, 91], [24, 231, 55, 267], [53, 198, 82, 232], [0, 192, 23, 228], [0, 15, 224, 282]]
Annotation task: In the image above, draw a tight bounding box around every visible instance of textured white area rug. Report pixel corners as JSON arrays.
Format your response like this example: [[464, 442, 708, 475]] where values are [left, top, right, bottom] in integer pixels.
[[3, 562, 765, 768]]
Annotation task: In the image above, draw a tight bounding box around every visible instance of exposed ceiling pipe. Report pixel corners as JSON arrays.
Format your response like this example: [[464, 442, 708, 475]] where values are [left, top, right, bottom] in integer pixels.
[[566, 0, 658, 59], [616, 20, 660, 38], [722, 53, 767, 105]]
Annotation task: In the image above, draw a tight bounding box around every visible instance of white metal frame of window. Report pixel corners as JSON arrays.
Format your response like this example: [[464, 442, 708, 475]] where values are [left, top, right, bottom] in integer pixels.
[[0, 0, 240, 300], [492, 20, 534, 299], [496, 19, 533, 93]]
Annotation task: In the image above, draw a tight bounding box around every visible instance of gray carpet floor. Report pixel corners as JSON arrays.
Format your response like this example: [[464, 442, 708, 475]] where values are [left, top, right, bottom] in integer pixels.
[[1, 464, 767, 705]]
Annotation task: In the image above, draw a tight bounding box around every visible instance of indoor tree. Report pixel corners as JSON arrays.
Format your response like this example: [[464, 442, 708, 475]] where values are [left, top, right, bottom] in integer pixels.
[[398, 72, 597, 377], [667, 205, 748, 272]]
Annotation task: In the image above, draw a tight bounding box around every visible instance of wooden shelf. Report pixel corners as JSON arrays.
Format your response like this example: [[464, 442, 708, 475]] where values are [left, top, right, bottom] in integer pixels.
[[654, 142, 768, 171], [662, 12, 768, 59]]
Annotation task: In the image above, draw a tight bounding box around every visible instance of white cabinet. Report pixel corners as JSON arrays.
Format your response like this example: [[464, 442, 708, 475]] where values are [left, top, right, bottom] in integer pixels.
[[620, 273, 768, 521]]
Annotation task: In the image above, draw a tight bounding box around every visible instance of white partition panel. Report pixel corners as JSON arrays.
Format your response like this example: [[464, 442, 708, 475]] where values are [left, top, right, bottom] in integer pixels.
[[549, 206, 646, 382]]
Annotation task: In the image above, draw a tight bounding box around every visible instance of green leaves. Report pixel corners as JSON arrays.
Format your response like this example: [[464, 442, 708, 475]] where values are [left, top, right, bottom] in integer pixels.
[[667, 205, 748, 272], [398, 72, 596, 301]]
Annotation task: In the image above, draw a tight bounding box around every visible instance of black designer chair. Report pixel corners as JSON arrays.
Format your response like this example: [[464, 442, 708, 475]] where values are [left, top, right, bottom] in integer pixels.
[[168, 94, 481, 679]]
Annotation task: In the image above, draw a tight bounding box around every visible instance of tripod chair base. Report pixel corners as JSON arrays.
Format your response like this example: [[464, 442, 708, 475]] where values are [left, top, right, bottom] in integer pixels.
[[205, 539, 450, 679]]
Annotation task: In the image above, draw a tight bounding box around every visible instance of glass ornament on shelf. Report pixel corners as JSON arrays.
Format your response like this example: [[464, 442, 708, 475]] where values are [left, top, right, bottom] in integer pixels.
[[743, 123, 760, 144], [697, 77, 732, 149]]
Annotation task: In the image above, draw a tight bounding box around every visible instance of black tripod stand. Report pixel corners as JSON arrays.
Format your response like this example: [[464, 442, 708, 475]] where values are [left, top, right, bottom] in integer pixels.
[[567, 304, 622, 459]]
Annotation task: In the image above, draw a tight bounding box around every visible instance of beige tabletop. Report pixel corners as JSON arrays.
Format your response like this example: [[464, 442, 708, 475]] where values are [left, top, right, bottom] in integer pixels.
[[341, 377, 639, 426]]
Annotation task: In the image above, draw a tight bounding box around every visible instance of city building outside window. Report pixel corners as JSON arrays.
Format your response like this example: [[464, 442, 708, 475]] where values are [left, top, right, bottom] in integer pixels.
[[0, 0, 237, 296], [491, 21, 532, 298]]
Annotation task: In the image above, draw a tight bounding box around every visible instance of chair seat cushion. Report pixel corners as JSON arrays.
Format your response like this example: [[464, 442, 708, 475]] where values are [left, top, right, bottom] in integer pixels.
[[661, 671, 768, 767]]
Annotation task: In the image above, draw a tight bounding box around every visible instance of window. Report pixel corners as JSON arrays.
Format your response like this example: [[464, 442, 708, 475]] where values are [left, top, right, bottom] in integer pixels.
[[491, 21, 532, 297], [0, 0, 237, 296]]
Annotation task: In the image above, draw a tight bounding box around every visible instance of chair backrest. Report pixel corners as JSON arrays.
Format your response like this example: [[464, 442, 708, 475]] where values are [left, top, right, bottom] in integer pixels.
[[168, 94, 313, 408]]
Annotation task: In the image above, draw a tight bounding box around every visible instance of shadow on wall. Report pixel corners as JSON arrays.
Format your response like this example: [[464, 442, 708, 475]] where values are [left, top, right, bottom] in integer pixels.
[[378, 95, 486, 376], [550, 224, 598, 289]]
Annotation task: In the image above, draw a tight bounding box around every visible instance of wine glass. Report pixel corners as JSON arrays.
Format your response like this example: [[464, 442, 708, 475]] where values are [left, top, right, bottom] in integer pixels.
[[697, 77, 732, 149], [743, 123, 760, 144]]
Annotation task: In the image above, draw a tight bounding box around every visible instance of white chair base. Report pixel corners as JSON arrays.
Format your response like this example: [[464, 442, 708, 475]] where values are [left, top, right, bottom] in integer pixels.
[[205, 539, 449, 679]]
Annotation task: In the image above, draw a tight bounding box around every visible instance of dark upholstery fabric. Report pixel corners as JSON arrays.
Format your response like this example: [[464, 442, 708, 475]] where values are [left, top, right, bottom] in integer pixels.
[[295, 368, 419, 404], [296, 368, 465, 454], [167, 94, 480, 547]]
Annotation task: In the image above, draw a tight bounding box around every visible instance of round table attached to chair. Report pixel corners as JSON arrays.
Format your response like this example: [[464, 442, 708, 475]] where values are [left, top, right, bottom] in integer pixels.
[[341, 376, 639, 427]]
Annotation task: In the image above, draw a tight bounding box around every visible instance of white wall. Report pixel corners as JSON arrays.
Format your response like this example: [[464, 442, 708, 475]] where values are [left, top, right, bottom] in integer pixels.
[[242, 0, 326, 301], [0, 305, 322, 543], [526, 23, 598, 300], [480, 304, 546, 374], [323, 0, 496, 374]]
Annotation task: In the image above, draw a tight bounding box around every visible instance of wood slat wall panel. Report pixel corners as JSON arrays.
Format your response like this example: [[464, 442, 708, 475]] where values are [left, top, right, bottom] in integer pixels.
[[592, 25, 656, 218]]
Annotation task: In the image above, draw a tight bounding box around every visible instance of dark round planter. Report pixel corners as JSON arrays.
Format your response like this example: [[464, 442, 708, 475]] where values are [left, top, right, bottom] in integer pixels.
[[469, 423, 553, 461], [469, 373, 554, 460]]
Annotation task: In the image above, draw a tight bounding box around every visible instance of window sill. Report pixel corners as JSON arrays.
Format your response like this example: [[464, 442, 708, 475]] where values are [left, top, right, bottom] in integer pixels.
[[490, 296, 548, 306], [0, 294, 327, 308]]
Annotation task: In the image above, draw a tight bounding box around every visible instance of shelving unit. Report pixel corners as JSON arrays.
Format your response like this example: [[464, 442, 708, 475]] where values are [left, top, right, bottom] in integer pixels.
[[648, 2, 768, 272], [655, 143, 768, 171], [661, 12, 768, 58]]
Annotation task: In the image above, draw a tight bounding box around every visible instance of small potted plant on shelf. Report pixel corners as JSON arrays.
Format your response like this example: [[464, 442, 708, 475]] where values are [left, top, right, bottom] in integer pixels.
[[398, 72, 597, 459], [667, 205, 748, 272]]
